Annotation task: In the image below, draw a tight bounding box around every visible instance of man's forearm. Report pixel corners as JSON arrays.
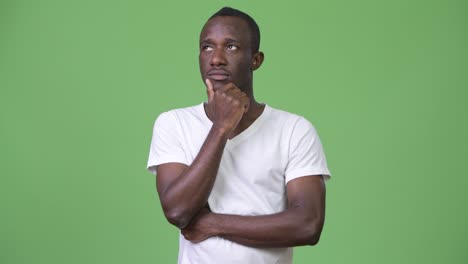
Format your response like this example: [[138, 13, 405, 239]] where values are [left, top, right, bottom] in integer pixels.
[[189, 207, 324, 248], [218, 209, 323, 247]]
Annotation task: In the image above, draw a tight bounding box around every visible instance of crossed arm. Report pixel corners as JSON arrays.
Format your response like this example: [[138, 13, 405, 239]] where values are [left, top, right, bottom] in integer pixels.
[[181, 175, 326, 247], [155, 126, 327, 248]]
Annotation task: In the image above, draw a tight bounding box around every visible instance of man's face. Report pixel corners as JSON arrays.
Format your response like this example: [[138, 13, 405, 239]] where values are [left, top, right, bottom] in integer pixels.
[[199, 16, 254, 91]]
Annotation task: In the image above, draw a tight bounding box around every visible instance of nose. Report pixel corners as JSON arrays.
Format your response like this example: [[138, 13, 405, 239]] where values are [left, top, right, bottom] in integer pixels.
[[210, 48, 227, 66]]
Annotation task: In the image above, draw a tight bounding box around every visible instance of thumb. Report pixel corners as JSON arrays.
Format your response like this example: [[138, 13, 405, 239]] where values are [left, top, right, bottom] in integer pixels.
[[205, 78, 214, 103]]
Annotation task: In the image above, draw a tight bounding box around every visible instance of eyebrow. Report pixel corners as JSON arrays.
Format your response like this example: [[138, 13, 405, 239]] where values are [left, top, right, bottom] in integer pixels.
[[224, 38, 239, 43]]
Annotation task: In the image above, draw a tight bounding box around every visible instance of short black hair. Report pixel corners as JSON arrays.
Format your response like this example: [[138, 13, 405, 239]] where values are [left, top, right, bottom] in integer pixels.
[[208, 7, 261, 53]]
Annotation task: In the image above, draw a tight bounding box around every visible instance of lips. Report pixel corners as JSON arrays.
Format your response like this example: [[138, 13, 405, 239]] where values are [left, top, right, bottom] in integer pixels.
[[207, 69, 230, 81]]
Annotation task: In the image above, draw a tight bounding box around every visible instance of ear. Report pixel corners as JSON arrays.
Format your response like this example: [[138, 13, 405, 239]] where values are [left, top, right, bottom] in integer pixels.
[[251, 52, 265, 71]]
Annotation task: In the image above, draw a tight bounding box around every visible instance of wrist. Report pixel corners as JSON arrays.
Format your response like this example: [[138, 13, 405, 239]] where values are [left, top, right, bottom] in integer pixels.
[[206, 213, 223, 237], [211, 124, 231, 140]]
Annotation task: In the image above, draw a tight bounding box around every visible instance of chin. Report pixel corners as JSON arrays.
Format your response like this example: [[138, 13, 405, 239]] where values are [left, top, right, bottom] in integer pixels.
[[212, 81, 227, 91]]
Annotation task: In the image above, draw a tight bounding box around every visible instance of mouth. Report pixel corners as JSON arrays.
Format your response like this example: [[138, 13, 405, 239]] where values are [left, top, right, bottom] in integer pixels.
[[207, 69, 230, 81]]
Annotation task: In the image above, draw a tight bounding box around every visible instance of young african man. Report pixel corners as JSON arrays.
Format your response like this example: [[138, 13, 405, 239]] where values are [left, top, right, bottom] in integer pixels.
[[147, 7, 331, 264]]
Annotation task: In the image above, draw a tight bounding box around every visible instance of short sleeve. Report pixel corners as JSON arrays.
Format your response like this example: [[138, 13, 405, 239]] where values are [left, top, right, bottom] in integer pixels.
[[146, 111, 189, 175], [285, 117, 331, 183]]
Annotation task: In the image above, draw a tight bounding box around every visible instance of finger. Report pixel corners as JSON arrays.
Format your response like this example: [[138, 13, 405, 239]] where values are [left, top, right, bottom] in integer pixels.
[[219, 82, 239, 93], [225, 90, 249, 113], [225, 87, 248, 99], [224, 88, 242, 98], [243, 98, 250, 114], [235, 93, 249, 113], [205, 79, 214, 103]]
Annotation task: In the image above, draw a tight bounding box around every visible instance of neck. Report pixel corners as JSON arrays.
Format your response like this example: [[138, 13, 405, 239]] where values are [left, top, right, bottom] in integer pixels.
[[240, 83, 262, 119], [239, 84, 265, 125]]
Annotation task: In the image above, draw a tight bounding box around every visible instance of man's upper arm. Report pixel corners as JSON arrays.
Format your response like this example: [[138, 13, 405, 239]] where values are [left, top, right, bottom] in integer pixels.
[[155, 162, 188, 198], [147, 111, 193, 219], [287, 175, 325, 207], [286, 175, 326, 240]]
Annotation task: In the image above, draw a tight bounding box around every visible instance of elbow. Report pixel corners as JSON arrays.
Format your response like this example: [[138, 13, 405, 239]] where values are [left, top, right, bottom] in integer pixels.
[[306, 231, 322, 246], [299, 218, 324, 246], [159, 194, 193, 228], [164, 208, 192, 229]]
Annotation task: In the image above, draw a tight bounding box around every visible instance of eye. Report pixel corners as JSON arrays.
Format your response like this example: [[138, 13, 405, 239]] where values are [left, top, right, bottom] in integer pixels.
[[227, 44, 238, 50], [202, 46, 213, 52]]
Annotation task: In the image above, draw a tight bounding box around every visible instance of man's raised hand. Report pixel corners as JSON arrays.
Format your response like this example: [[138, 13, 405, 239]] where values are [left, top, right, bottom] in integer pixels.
[[205, 79, 249, 136]]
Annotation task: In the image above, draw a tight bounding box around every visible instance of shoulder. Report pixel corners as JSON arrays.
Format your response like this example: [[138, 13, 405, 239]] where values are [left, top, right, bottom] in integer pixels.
[[266, 105, 317, 134], [154, 102, 205, 126]]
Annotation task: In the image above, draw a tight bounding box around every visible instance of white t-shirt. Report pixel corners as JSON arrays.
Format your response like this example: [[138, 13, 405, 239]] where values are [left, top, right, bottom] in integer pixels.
[[147, 102, 331, 264]]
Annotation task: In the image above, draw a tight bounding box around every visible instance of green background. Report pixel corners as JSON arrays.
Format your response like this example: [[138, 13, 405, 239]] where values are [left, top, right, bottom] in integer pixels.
[[1, 0, 467, 263]]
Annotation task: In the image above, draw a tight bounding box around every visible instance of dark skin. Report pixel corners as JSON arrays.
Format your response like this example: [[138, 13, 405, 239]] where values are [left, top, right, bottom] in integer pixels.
[[155, 16, 326, 247]]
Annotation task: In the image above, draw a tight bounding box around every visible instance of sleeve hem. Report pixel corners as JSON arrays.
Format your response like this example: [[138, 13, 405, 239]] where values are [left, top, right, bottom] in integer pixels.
[[285, 167, 331, 184], [146, 157, 189, 175]]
